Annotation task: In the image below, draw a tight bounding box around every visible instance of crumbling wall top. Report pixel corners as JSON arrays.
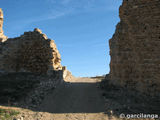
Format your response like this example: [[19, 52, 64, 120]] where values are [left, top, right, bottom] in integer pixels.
[[0, 8, 3, 18]]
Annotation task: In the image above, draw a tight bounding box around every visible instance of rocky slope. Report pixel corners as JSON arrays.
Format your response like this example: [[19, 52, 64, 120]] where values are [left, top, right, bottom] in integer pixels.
[[0, 72, 63, 109], [109, 0, 160, 97]]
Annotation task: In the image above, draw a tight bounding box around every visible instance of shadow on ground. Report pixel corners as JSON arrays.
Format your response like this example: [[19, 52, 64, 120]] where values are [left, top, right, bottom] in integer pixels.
[[100, 78, 160, 116], [0, 74, 106, 114], [0, 74, 160, 118], [37, 81, 106, 113]]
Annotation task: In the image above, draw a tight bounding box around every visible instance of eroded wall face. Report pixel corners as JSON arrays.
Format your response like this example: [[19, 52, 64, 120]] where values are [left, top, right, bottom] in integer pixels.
[[0, 29, 62, 74], [109, 0, 160, 96], [0, 8, 7, 42], [0, 9, 3, 34]]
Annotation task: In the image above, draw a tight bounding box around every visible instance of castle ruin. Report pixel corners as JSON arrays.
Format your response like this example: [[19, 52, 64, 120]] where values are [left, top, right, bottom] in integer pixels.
[[0, 9, 62, 74], [0, 8, 7, 42], [109, 0, 160, 97]]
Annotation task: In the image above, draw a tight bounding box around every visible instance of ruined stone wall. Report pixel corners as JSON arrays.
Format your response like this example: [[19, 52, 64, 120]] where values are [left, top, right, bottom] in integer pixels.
[[0, 28, 62, 74], [0, 8, 3, 33], [0, 8, 7, 42], [62, 66, 74, 82], [109, 0, 160, 96]]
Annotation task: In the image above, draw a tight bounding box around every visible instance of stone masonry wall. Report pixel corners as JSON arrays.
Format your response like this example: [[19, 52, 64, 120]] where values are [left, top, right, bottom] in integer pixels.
[[109, 0, 160, 96], [0, 28, 62, 74], [0, 8, 7, 42]]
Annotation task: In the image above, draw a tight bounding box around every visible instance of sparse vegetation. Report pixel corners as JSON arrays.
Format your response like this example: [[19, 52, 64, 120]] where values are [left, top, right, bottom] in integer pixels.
[[0, 108, 19, 120]]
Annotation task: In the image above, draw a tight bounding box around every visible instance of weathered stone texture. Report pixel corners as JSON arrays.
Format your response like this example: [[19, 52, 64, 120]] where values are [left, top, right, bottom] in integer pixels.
[[0, 28, 62, 74], [62, 66, 74, 81], [0, 8, 7, 42], [109, 0, 160, 96]]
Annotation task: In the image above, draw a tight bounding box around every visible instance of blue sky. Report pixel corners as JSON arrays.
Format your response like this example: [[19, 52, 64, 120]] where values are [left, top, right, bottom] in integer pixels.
[[1, 0, 122, 77]]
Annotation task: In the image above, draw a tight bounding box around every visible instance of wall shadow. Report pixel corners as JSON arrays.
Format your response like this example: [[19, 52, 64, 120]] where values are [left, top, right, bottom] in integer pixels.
[[36, 82, 106, 113], [0, 75, 159, 118], [100, 78, 160, 116], [0, 74, 106, 114]]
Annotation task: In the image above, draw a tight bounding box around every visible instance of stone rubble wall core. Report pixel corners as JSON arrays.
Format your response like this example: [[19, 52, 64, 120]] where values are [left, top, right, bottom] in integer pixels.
[[109, 0, 160, 96], [0, 28, 62, 74], [0, 8, 7, 42]]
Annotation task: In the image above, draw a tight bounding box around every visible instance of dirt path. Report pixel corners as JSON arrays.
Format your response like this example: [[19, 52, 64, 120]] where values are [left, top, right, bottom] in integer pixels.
[[37, 77, 108, 120], [1, 77, 159, 120]]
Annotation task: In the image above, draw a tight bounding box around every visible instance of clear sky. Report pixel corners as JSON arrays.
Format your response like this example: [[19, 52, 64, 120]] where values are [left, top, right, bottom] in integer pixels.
[[1, 0, 122, 77]]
